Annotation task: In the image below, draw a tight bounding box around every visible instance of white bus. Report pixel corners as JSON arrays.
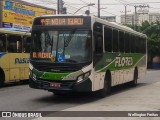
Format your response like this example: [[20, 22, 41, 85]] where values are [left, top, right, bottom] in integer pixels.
[[29, 15, 147, 97]]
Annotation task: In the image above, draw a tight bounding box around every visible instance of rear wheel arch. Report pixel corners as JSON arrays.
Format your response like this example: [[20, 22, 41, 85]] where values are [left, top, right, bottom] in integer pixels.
[[105, 70, 111, 92], [134, 67, 138, 77], [105, 70, 111, 83], [129, 67, 138, 87], [98, 70, 111, 98]]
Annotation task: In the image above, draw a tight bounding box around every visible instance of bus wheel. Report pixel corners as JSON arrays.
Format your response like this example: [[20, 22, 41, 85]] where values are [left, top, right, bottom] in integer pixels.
[[98, 73, 111, 98], [0, 70, 5, 87], [130, 69, 138, 87]]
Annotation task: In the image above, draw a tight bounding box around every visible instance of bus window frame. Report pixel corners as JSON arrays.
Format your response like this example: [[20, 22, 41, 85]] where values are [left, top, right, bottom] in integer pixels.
[[0, 34, 7, 52], [23, 36, 31, 53]]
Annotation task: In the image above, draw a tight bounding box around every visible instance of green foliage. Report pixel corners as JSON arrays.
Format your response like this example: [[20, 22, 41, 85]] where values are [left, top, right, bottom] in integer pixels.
[[128, 21, 160, 57], [147, 38, 160, 57]]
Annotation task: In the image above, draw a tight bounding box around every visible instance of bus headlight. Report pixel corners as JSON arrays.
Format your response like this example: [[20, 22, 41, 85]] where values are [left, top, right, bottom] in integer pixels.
[[77, 75, 83, 83], [29, 69, 32, 76], [77, 71, 91, 83], [29, 70, 37, 81]]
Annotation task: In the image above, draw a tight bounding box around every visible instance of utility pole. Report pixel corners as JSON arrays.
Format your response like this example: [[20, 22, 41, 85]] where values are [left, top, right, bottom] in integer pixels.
[[98, 0, 100, 18], [57, 0, 64, 14], [120, 5, 131, 25], [73, 3, 95, 15], [124, 5, 127, 25], [134, 4, 149, 31], [134, 5, 137, 31], [57, 0, 59, 14]]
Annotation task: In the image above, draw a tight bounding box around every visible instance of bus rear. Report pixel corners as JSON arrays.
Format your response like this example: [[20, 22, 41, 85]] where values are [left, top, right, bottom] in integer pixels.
[[29, 15, 93, 94]]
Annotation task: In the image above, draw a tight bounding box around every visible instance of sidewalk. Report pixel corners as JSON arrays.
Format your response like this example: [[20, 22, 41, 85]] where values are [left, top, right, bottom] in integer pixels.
[[35, 81, 160, 120]]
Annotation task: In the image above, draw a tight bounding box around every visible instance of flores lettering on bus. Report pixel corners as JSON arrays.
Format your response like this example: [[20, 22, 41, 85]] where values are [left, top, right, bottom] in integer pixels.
[[15, 58, 29, 64], [115, 57, 133, 67]]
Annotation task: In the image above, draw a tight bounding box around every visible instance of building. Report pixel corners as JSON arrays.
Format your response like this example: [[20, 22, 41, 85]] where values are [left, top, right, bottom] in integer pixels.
[[121, 12, 160, 25], [0, 0, 56, 31], [100, 16, 116, 22], [149, 13, 160, 23], [121, 14, 134, 25], [138, 14, 149, 25]]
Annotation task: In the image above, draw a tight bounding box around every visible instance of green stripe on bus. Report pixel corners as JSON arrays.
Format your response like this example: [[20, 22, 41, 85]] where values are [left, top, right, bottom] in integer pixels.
[[32, 68, 70, 80]]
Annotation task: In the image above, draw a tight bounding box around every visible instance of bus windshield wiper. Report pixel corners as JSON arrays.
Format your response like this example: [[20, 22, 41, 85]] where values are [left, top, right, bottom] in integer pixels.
[[64, 29, 76, 47]]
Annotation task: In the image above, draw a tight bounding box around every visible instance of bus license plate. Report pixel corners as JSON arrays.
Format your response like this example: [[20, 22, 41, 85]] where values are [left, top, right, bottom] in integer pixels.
[[50, 82, 61, 88]]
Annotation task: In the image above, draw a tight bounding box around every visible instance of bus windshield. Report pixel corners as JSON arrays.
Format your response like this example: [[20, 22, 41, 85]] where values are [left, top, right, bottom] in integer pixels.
[[31, 30, 92, 63]]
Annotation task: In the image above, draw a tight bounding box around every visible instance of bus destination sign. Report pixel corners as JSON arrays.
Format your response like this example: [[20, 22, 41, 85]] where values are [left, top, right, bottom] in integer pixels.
[[40, 18, 84, 26]]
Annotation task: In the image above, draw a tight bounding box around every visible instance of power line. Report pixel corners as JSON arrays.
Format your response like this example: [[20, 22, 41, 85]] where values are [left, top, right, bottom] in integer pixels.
[[62, 2, 160, 5], [115, 0, 130, 5], [149, 7, 160, 10], [65, 4, 86, 12], [65, 1, 98, 15], [79, 0, 121, 17], [64, 2, 87, 14]]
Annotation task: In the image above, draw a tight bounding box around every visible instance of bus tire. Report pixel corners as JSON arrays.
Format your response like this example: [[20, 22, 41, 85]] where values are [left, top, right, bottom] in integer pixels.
[[0, 69, 5, 87], [98, 72, 111, 98], [130, 68, 138, 87]]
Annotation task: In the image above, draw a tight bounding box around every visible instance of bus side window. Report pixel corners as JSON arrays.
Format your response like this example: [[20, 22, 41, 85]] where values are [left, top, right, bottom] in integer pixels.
[[119, 31, 125, 53], [95, 36, 103, 54], [23, 37, 31, 53], [8, 42, 16, 52], [104, 27, 112, 52], [124, 33, 130, 53], [0, 34, 6, 52], [113, 29, 119, 52], [7, 35, 22, 53], [93, 22, 103, 54], [17, 40, 22, 53]]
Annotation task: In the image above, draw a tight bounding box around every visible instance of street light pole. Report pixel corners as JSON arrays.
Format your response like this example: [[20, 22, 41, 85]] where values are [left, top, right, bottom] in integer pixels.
[[98, 0, 100, 18], [120, 5, 131, 25], [57, 0, 60, 14], [73, 3, 95, 15], [134, 5, 137, 31]]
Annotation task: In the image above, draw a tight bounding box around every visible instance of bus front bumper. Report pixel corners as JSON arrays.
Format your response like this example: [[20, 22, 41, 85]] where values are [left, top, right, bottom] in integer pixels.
[[29, 77, 92, 92]]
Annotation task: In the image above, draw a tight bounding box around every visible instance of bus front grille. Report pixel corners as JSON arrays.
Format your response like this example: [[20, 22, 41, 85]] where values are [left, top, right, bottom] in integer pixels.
[[31, 61, 80, 72]]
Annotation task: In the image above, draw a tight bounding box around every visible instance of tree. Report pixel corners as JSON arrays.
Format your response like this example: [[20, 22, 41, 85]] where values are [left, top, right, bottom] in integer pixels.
[[141, 21, 160, 68], [127, 21, 160, 68]]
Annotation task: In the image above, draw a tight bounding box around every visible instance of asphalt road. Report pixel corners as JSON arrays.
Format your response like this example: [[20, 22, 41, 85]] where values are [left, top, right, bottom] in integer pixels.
[[0, 70, 159, 114]]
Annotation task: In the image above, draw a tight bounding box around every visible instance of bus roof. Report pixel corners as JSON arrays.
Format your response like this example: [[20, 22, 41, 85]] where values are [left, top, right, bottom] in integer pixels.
[[0, 28, 31, 36], [93, 17, 147, 37]]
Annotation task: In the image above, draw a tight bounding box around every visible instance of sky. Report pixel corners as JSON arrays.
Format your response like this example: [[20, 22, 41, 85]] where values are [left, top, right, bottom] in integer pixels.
[[22, 0, 160, 22]]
